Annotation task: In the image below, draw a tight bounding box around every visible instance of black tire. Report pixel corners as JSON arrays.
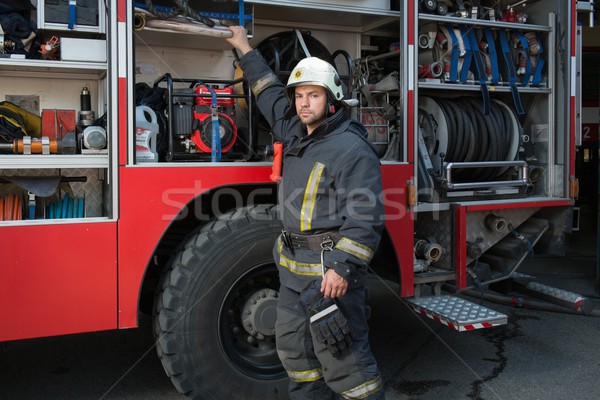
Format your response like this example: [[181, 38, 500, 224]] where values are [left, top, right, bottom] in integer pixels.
[[153, 205, 288, 399]]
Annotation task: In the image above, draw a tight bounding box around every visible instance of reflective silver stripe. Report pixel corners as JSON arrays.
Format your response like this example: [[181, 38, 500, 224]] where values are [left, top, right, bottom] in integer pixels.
[[287, 367, 323, 383], [335, 237, 375, 262], [310, 303, 338, 323], [341, 376, 383, 399], [300, 162, 325, 232], [251, 72, 279, 96]]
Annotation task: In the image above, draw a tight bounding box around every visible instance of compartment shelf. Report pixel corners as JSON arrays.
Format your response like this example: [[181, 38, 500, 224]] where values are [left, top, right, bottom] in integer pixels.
[[419, 13, 552, 32], [418, 81, 552, 94], [249, 0, 400, 31], [0, 216, 112, 226], [0, 58, 107, 75], [0, 155, 109, 169]]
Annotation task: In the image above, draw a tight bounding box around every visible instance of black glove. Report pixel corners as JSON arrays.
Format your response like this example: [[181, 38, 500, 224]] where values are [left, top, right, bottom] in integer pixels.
[[301, 283, 354, 357]]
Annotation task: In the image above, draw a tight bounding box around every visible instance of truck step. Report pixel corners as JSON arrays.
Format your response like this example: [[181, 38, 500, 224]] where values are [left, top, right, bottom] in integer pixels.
[[406, 295, 507, 331], [512, 272, 594, 314]]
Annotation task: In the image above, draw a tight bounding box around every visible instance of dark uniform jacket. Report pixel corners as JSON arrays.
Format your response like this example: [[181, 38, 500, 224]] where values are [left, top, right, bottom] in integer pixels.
[[239, 50, 385, 292]]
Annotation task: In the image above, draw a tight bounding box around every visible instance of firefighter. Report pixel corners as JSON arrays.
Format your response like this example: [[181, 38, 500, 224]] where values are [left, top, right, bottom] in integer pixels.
[[226, 26, 385, 399]]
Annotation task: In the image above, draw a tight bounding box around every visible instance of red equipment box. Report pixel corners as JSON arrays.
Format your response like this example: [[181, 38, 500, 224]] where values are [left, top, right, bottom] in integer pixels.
[[41, 109, 76, 140]]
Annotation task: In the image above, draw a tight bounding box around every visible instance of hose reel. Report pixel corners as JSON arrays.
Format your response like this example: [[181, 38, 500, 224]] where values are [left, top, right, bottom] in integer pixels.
[[418, 96, 527, 198]]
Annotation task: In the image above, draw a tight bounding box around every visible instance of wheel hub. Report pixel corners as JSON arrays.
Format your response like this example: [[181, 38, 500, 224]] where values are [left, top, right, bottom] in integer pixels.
[[241, 289, 278, 339]]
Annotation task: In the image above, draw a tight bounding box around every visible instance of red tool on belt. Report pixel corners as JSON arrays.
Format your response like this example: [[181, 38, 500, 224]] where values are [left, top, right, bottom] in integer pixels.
[[270, 142, 283, 182]]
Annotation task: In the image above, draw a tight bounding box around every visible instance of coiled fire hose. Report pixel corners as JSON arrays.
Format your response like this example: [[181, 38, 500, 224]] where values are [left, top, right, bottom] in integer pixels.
[[418, 96, 521, 182]]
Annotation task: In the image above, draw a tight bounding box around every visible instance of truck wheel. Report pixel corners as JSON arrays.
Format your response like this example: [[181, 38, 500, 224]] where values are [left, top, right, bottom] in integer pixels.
[[154, 205, 287, 399]]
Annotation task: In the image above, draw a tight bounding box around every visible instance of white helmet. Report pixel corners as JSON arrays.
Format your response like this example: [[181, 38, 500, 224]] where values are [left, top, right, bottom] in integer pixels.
[[285, 57, 345, 102]]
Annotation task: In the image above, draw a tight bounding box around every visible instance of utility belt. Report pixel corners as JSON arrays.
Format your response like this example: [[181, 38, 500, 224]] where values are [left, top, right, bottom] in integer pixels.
[[281, 229, 341, 253]]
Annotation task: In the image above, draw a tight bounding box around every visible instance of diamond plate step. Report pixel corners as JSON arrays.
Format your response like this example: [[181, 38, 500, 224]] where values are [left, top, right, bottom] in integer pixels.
[[512, 272, 594, 314], [406, 295, 507, 331]]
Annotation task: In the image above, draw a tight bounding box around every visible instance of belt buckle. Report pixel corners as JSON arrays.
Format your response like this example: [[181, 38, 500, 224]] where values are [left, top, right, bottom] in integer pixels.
[[320, 236, 334, 251]]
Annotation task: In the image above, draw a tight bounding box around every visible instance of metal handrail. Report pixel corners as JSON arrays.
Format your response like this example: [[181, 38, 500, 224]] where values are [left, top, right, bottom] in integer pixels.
[[443, 160, 528, 190]]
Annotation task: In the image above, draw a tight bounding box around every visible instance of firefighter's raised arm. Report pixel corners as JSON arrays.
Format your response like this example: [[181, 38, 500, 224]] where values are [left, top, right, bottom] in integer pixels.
[[223, 26, 295, 141], [226, 26, 253, 56]]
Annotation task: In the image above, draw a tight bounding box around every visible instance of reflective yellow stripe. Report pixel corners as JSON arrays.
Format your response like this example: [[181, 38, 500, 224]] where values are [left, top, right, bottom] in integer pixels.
[[300, 162, 325, 232], [341, 376, 383, 399], [279, 253, 323, 276], [277, 237, 322, 276], [335, 237, 375, 262], [287, 367, 323, 383]]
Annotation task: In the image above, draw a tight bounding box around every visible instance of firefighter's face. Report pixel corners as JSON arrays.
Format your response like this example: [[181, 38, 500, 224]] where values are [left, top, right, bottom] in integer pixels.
[[294, 85, 327, 133]]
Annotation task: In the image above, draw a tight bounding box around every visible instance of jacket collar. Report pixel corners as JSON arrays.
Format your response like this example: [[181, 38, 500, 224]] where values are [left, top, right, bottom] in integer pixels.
[[300, 108, 347, 142], [286, 110, 348, 157]]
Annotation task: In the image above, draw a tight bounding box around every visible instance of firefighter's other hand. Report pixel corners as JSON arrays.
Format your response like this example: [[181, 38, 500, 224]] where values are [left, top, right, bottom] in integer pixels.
[[321, 268, 348, 298], [226, 26, 253, 55]]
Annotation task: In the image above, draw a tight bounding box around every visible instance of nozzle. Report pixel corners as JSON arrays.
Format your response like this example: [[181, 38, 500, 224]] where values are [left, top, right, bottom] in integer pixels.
[[414, 239, 443, 263]]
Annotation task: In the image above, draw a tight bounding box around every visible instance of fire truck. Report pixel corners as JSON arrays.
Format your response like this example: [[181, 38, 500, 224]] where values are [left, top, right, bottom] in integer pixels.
[[0, 0, 590, 398]]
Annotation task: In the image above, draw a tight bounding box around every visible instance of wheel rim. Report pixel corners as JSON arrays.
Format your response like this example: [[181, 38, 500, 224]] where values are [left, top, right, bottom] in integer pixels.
[[218, 262, 285, 380]]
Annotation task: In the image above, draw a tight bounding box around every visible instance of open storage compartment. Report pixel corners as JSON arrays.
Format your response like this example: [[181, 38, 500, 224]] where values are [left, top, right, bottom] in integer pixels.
[[0, 0, 112, 223], [131, 0, 406, 164], [414, 3, 561, 203]]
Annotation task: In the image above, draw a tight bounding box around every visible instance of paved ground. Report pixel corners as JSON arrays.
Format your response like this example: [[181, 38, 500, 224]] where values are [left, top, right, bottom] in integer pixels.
[[370, 229, 600, 400], [0, 231, 598, 400]]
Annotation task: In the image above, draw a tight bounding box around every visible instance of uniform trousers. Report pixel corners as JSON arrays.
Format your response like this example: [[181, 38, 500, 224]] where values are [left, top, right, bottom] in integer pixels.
[[275, 282, 384, 399]]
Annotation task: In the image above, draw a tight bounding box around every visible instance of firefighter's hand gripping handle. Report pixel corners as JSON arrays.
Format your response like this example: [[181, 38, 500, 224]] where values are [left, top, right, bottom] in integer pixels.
[[270, 142, 283, 182]]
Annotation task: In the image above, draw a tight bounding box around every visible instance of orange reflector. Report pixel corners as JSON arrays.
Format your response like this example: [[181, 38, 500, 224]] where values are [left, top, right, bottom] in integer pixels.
[[569, 177, 579, 200], [407, 181, 417, 209]]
